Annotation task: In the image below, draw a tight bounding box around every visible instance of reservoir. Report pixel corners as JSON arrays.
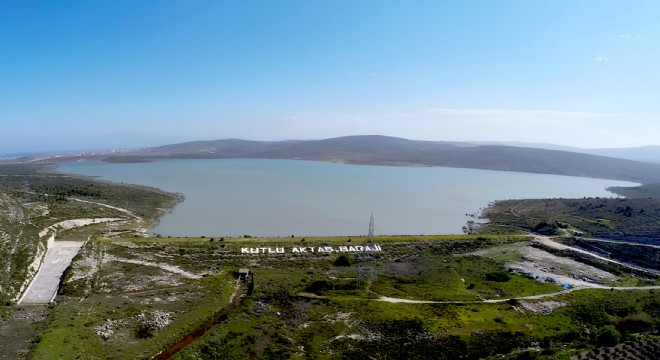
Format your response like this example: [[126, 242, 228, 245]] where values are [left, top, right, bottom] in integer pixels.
[[59, 159, 636, 237]]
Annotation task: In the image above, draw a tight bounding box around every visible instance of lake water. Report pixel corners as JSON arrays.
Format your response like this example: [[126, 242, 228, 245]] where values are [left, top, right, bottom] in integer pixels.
[[58, 159, 637, 237]]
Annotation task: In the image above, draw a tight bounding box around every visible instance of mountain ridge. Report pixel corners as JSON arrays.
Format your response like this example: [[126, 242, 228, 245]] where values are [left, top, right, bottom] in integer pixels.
[[470, 141, 660, 164], [90, 135, 660, 184]]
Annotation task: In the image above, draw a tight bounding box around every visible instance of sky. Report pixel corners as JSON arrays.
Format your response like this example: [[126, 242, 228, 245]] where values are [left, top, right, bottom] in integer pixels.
[[1, 0, 659, 153]]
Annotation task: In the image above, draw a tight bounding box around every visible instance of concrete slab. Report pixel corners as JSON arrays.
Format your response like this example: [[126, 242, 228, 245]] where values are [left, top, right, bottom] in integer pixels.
[[19, 241, 84, 304]]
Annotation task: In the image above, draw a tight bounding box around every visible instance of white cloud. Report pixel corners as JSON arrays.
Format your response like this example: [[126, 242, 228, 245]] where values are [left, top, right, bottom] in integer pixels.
[[594, 56, 611, 62]]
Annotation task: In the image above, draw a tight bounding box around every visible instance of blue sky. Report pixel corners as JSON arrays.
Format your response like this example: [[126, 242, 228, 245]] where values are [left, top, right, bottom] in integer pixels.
[[1, 0, 659, 152]]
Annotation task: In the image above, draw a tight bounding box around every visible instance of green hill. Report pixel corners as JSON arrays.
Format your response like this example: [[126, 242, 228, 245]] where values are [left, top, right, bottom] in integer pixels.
[[95, 135, 660, 184]]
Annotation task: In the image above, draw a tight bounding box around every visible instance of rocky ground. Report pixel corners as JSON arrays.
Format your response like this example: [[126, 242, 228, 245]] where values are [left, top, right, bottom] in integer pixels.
[[468, 240, 620, 289], [0, 306, 48, 360]]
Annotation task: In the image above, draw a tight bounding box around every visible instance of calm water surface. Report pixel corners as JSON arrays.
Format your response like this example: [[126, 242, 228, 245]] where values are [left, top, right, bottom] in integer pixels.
[[59, 159, 636, 236]]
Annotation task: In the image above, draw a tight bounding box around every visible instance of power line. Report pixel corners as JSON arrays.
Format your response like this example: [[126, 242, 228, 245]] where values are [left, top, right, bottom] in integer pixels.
[[368, 213, 377, 282], [357, 213, 379, 287], [368, 213, 374, 241]]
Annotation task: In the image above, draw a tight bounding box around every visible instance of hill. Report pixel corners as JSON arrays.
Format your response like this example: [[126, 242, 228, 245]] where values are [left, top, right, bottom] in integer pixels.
[[95, 135, 660, 184], [585, 146, 660, 164], [472, 142, 660, 164]]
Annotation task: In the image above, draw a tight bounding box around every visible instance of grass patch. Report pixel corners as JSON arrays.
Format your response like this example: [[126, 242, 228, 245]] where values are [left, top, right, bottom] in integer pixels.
[[32, 272, 236, 359], [21, 235, 660, 359]]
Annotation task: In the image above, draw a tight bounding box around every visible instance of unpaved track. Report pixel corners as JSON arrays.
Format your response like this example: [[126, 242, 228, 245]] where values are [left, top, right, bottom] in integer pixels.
[[532, 235, 660, 276], [576, 236, 660, 249], [38, 217, 123, 238], [152, 281, 246, 360], [105, 255, 201, 279], [375, 285, 660, 305], [70, 198, 139, 218]]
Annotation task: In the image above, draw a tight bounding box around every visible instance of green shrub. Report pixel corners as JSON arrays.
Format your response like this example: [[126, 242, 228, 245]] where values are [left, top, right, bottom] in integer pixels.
[[515, 350, 539, 360], [306, 280, 331, 293], [135, 324, 154, 339], [333, 254, 352, 267], [485, 271, 511, 282], [615, 313, 653, 333], [595, 325, 621, 347]]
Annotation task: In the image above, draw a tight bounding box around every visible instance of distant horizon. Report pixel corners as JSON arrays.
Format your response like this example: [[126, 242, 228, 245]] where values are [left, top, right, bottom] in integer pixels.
[[3, 134, 660, 159]]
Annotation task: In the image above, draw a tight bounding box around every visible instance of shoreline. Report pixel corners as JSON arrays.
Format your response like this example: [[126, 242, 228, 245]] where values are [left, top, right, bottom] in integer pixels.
[[54, 159, 637, 237], [3, 152, 653, 185]]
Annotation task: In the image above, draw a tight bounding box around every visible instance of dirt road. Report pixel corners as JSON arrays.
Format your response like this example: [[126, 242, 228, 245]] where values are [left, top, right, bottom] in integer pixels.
[[152, 281, 246, 360], [374, 285, 660, 305], [532, 235, 660, 276]]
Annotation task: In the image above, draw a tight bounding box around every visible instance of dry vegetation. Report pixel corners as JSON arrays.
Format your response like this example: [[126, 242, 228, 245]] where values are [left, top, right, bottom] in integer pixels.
[[23, 235, 660, 360], [0, 162, 180, 359], [482, 196, 660, 243]]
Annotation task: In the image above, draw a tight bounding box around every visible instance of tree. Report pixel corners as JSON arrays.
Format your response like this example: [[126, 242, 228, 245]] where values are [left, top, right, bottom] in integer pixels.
[[485, 271, 511, 282], [596, 325, 621, 347], [333, 254, 351, 266]]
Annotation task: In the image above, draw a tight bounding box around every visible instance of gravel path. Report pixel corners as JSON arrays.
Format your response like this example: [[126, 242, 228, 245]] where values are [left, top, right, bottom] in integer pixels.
[[70, 198, 139, 218], [533, 235, 660, 276], [104, 255, 201, 279], [375, 285, 660, 305]]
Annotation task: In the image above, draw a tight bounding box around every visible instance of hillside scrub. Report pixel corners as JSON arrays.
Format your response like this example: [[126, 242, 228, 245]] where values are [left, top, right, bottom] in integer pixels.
[[482, 197, 660, 243], [2, 161, 660, 359]]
